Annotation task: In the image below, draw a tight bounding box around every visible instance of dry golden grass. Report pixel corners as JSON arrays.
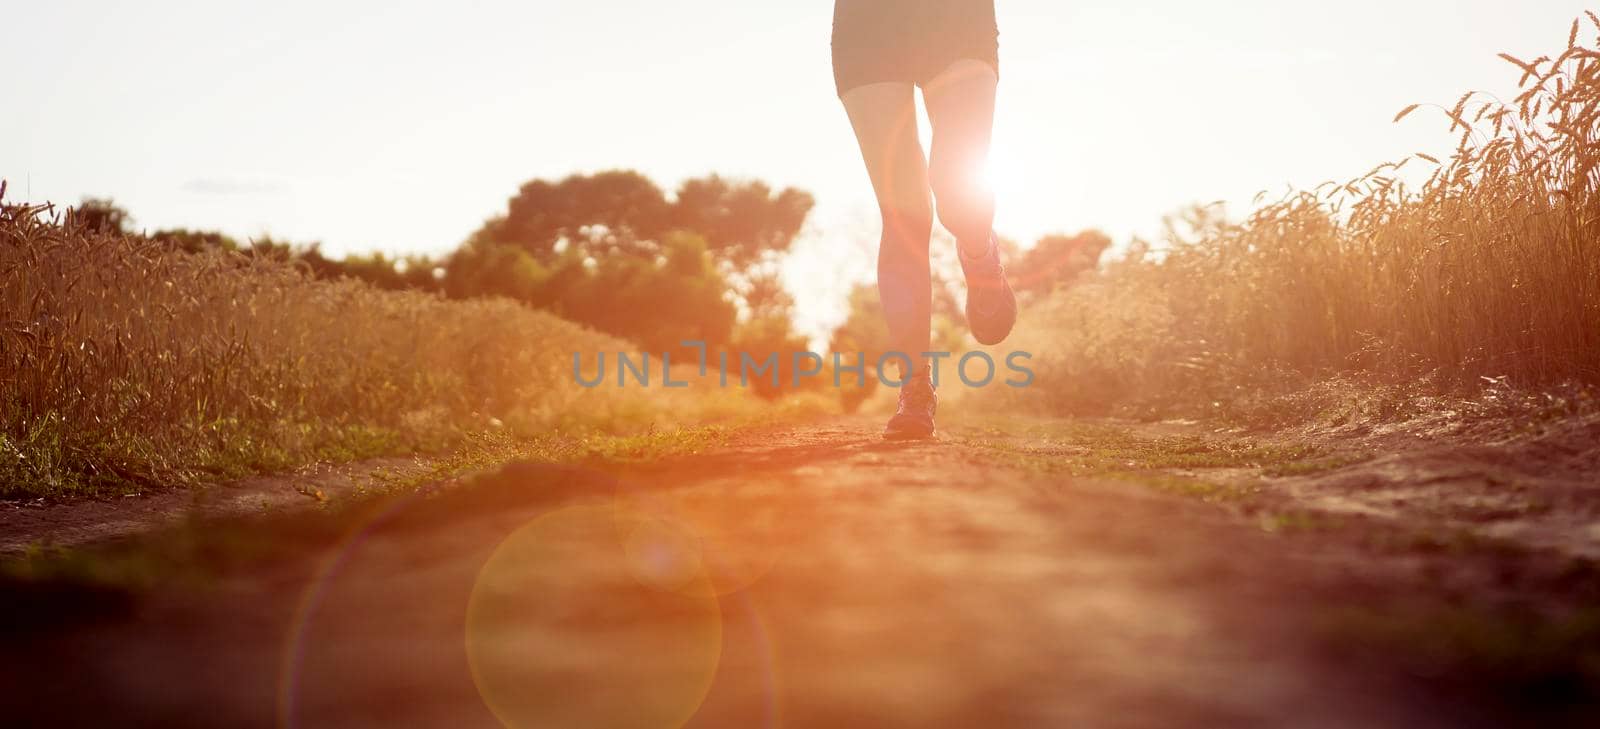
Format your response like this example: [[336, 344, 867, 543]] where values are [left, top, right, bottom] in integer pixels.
[[0, 199, 775, 498], [988, 15, 1600, 417]]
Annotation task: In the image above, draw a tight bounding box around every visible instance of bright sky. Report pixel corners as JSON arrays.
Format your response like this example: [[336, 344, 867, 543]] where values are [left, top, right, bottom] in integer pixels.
[[3, 0, 1591, 336]]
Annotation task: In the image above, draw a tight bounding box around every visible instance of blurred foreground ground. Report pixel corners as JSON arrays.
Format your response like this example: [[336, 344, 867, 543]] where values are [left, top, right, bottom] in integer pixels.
[[2, 415, 1597, 728]]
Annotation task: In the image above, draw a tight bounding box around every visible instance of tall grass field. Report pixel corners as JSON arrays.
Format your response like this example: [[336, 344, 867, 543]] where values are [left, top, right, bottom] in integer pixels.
[[985, 15, 1600, 417], [0, 196, 770, 499]]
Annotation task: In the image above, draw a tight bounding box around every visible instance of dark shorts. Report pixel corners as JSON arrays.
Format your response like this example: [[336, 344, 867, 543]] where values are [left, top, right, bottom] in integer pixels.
[[831, 0, 999, 97]]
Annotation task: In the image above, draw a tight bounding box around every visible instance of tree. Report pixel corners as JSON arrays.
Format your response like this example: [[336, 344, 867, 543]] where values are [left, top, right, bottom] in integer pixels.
[[445, 238, 553, 302], [335, 251, 445, 292], [457, 170, 815, 353], [71, 198, 131, 234], [828, 284, 890, 413], [479, 170, 672, 263], [559, 231, 738, 352], [670, 175, 813, 269], [1017, 230, 1110, 297], [151, 228, 240, 254], [474, 170, 814, 274], [729, 273, 817, 401]]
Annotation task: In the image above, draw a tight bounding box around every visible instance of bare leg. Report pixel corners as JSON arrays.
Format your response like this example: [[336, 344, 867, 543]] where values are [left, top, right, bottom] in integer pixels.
[[922, 59, 999, 259], [840, 81, 934, 372], [923, 59, 1016, 346]]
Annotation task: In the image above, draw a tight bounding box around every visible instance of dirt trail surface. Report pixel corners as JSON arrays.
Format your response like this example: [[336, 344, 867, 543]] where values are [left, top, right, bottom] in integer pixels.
[[1, 416, 1593, 728], [0, 456, 437, 555]]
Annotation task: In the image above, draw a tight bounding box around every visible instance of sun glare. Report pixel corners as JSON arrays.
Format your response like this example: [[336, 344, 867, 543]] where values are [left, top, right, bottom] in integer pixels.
[[978, 154, 1000, 194], [979, 144, 1043, 245]]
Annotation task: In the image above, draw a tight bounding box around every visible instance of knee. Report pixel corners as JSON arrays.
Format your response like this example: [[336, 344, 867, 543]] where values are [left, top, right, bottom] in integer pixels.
[[880, 204, 933, 248], [929, 168, 991, 242]]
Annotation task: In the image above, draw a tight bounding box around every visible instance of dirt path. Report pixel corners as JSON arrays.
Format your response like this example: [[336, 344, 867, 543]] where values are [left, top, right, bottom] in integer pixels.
[[1, 417, 1590, 728], [0, 455, 438, 555]]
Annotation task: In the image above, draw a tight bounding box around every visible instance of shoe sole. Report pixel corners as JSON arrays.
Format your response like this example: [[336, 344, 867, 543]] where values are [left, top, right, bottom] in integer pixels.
[[966, 314, 1017, 345], [968, 291, 1017, 346], [883, 427, 936, 441], [971, 325, 1013, 346]]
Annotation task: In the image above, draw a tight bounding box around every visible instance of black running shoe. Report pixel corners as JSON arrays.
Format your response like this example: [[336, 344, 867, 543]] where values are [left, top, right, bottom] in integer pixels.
[[958, 233, 1018, 346], [883, 369, 937, 440]]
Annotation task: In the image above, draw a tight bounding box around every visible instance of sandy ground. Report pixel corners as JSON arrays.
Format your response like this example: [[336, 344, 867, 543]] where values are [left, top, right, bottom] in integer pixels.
[[1, 415, 1597, 728]]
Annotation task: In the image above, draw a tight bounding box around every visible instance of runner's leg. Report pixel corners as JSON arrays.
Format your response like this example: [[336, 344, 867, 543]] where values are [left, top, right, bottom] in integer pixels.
[[922, 59, 999, 259], [841, 81, 934, 371]]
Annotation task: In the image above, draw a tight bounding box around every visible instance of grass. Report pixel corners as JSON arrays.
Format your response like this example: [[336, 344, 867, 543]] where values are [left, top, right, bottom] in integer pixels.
[[1261, 453, 1375, 477], [973, 14, 1600, 421], [0, 193, 780, 499], [0, 419, 747, 591], [340, 421, 744, 502], [1096, 470, 1263, 503], [947, 415, 1319, 511], [951, 415, 1323, 480]]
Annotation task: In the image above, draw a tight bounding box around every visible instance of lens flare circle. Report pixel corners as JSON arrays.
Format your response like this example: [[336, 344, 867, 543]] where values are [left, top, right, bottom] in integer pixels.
[[467, 504, 722, 729], [277, 493, 420, 729], [612, 488, 784, 598]]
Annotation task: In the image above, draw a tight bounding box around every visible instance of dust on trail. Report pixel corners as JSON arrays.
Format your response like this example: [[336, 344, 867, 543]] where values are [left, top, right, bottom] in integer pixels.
[[0, 417, 1546, 728]]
